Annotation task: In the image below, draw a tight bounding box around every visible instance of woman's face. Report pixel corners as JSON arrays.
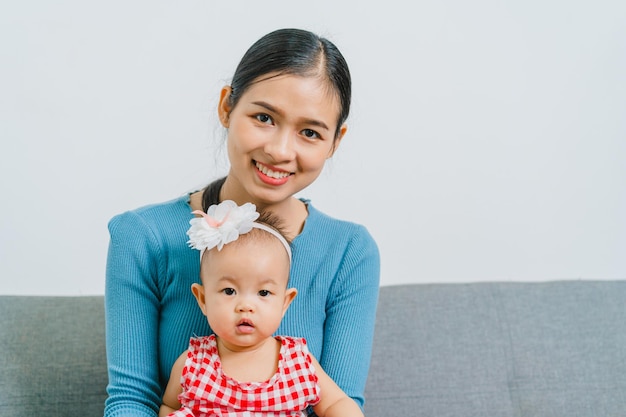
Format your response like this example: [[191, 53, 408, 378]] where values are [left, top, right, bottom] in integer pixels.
[[219, 74, 347, 208]]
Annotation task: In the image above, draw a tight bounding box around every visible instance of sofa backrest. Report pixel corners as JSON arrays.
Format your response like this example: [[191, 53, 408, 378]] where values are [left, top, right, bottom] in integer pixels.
[[363, 281, 626, 417]]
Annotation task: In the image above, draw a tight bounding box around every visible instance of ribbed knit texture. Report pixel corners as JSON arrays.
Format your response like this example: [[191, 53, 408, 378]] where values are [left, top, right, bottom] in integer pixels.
[[104, 195, 380, 417]]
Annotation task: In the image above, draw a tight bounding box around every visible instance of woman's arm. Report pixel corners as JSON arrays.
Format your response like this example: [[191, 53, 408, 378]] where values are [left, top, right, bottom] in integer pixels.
[[104, 212, 165, 417], [159, 351, 187, 416], [309, 354, 364, 417], [319, 226, 380, 407]]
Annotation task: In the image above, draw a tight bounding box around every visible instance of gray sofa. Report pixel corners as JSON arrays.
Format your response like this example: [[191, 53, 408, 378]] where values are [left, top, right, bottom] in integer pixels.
[[1, 281, 625, 416]]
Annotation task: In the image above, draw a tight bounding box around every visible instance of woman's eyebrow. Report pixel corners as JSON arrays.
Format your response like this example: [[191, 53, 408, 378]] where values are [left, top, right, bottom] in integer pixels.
[[252, 100, 281, 115], [252, 101, 330, 131]]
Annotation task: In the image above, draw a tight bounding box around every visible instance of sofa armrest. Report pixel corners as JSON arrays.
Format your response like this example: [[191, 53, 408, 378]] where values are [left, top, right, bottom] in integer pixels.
[[0, 296, 107, 417]]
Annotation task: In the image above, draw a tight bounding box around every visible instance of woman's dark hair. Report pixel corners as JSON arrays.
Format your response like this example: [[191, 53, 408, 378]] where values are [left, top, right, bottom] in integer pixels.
[[202, 176, 226, 211], [203, 29, 352, 212], [201, 177, 290, 247], [228, 28, 351, 140]]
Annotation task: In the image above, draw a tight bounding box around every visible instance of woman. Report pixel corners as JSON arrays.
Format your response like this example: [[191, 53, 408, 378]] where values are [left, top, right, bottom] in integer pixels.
[[104, 28, 380, 417]]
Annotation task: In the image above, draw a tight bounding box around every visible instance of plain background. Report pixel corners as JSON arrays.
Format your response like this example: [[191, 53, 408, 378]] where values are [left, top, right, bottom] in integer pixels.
[[1, 1, 625, 295]]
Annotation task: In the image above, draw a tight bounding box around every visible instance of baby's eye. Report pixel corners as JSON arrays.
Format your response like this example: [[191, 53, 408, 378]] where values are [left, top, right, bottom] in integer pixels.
[[258, 290, 271, 297], [301, 129, 320, 139], [255, 114, 273, 124], [222, 288, 236, 296]]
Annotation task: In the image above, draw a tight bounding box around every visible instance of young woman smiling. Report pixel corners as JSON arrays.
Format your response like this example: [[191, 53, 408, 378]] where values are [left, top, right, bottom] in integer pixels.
[[104, 28, 380, 417]]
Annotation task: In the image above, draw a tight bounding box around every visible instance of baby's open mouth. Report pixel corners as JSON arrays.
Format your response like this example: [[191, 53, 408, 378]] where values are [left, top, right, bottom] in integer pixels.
[[237, 319, 255, 333]]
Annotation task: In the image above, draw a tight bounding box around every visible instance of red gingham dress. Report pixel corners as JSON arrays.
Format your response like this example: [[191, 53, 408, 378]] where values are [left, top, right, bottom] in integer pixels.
[[168, 334, 320, 417]]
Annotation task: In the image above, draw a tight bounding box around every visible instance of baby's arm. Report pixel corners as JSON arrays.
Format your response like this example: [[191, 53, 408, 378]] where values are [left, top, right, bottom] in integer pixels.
[[158, 350, 188, 417], [310, 354, 365, 417]]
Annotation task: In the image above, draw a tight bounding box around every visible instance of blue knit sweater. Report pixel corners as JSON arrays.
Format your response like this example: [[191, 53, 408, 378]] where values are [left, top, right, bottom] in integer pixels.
[[104, 195, 380, 417]]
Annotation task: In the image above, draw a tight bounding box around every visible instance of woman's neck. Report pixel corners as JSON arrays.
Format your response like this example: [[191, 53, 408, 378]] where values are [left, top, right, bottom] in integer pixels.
[[189, 188, 306, 239], [218, 177, 308, 240]]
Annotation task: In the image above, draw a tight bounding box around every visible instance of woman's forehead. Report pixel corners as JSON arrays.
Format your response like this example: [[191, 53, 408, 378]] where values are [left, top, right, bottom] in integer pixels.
[[242, 74, 340, 121]]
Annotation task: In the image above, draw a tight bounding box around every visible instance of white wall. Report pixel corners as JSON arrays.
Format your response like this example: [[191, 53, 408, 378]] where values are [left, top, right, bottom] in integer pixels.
[[1, 0, 624, 295]]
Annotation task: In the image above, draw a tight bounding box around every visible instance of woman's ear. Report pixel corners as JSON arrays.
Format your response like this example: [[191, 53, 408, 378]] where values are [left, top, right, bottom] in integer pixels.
[[282, 288, 298, 317], [218, 86, 233, 128], [191, 283, 208, 316], [328, 124, 347, 158]]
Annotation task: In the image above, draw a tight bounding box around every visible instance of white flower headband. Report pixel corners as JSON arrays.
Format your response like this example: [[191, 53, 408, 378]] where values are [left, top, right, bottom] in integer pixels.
[[186, 200, 292, 263]]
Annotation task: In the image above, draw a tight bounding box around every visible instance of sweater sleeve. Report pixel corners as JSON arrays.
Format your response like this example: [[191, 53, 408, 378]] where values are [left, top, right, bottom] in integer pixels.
[[320, 225, 380, 408], [104, 211, 164, 417]]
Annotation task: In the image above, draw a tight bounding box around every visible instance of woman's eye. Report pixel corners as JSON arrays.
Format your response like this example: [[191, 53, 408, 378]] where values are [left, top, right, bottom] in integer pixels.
[[301, 129, 320, 139], [255, 114, 273, 124], [222, 288, 236, 296], [258, 290, 271, 297]]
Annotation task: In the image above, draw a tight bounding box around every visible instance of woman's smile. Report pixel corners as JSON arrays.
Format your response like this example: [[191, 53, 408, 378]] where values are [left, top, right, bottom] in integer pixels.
[[254, 160, 293, 185]]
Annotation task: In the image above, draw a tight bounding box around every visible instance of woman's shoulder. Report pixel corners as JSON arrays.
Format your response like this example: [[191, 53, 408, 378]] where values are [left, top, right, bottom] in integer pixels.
[[297, 200, 380, 269], [108, 194, 190, 231], [107, 194, 193, 248], [302, 200, 376, 243]]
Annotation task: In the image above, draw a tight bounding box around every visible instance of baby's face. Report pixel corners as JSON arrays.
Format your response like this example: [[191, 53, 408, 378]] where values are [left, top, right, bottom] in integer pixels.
[[195, 237, 295, 351]]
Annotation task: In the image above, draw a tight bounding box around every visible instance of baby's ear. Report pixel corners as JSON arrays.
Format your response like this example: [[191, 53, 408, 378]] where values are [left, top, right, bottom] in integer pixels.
[[191, 283, 208, 316], [282, 288, 298, 315]]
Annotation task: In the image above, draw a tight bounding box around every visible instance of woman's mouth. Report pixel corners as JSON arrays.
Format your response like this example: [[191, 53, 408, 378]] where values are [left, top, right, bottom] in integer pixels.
[[254, 161, 292, 185]]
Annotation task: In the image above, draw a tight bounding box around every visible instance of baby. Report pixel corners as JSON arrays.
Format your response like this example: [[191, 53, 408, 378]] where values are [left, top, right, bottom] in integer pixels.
[[159, 200, 364, 417]]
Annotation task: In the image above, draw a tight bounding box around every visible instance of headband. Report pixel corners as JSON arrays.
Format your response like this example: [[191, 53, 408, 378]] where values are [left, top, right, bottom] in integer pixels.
[[186, 200, 292, 263]]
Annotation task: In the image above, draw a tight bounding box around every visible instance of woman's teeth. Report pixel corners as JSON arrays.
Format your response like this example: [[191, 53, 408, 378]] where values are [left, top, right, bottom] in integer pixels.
[[256, 162, 290, 179]]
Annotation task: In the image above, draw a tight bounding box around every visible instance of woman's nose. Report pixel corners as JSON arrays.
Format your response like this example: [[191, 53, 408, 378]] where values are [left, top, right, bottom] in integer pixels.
[[264, 129, 296, 161]]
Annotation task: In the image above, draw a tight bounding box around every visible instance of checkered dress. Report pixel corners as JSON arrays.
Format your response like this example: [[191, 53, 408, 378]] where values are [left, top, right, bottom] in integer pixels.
[[169, 335, 320, 417]]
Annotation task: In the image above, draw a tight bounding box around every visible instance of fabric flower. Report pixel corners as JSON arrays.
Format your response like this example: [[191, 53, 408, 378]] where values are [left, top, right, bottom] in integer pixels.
[[187, 200, 260, 252]]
